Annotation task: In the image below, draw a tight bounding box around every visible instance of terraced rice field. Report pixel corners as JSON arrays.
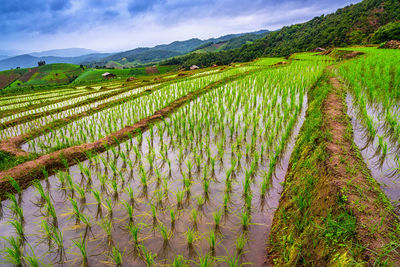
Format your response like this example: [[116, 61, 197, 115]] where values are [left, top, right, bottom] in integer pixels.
[[0, 49, 399, 266]]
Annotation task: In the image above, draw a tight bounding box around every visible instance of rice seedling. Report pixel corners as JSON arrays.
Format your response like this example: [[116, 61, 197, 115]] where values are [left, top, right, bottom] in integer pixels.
[[158, 222, 172, 243], [208, 230, 216, 251], [7, 176, 21, 194], [172, 255, 188, 267], [69, 198, 81, 224], [6, 193, 24, 222], [236, 234, 247, 253], [125, 186, 135, 205], [122, 200, 134, 223], [24, 244, 42, 267], [109, 179, 119, 199], [198, 253, 213, 267], [241, 210, 251, 230], [217, 250, 249, 267], [103, 197, 114, 219], [176, 190, 184, 208], [184, 228, 196, 247], [73, 182, 86, 202], [196, 195, 205, 208], [170, 208, 176, 227], [140, 245, 157, 266], [150, 203, 157, 224], [72, 234, 88, 266], [111, 245, 123, 266], [203, 179, 210, 196], [9, 219, 25, 241], [50, 226, 65, 258], [128, 223, 140, 246], [99, 218, 113, 245], [213, 210, 223, 229], [1, 236, 23, 266]]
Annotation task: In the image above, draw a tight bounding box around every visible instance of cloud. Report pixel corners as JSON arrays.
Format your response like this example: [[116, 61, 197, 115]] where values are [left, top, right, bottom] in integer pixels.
[[0, 0, 362, 53]]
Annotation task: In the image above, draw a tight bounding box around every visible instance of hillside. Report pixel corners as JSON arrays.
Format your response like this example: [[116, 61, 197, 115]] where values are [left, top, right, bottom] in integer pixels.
[[191, 31, 269, 53], [0, 53, 111, 71], [0, 63, 83, 91], [92, 30, 269, 67], [30, 48, 98, 58], [162, 0, 400, 68]]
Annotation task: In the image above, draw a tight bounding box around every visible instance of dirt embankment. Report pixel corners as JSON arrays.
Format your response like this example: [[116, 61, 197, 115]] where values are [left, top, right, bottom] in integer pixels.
[[0, 67, 264, 198], [268, 70, 400, 265]]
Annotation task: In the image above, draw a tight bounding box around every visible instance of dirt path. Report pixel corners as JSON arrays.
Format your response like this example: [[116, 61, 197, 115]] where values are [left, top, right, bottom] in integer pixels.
[[0, 68, 262, 198], [268, 70, 400, 265], [325, 75, 400, 263]]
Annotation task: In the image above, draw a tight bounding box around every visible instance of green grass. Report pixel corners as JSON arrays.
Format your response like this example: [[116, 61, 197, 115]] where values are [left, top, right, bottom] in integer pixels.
[[1, 63, 83, 92], [0, 151, 36, 171], [73, 65, 176, 84], [268, 73, 363, 265]]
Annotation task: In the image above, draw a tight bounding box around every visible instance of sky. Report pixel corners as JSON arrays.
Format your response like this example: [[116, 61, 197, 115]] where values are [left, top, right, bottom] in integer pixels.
[[0, 0, 362, 55]]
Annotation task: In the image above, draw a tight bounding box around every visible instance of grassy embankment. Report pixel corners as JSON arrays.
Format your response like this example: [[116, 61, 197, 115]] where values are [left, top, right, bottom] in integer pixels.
[[269, 67, 400, 265]]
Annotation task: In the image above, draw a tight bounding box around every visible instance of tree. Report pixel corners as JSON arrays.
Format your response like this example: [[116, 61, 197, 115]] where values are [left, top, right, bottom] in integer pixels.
[[38, 60, 46, 66], [371, 21, 400, 44]]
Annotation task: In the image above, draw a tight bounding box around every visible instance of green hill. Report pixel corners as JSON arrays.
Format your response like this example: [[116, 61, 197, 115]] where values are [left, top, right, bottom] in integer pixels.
[[0, 63, 84, 93], [73, 65, 176, 84], [162, 0, 400, 68], [92, 30, 269, 68], [192, 32, 269, 53]]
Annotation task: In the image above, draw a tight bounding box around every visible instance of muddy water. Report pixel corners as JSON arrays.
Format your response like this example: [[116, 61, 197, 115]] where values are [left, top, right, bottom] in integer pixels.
[[0, 63, 314, 266], [0, 91, 308, 266], [346, 93, 400, 207]]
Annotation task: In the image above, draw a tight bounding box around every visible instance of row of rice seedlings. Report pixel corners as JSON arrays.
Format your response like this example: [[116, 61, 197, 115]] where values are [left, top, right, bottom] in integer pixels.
[[339, 48, 400, 171], [0, 57, 328, 265], [0, 86, 93, 105], [0, 86, 126, 124], [24, 68, 245, 153], [1, 84, 153, 141], [0, 89, 91, 112]]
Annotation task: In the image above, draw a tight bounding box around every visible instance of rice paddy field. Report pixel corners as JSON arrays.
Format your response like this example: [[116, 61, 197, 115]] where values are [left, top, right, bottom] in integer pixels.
[[0, 47, 399, 266]]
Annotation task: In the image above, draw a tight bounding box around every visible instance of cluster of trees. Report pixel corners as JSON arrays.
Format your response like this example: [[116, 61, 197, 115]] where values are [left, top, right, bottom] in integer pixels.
[[371, 21, 400, 43], [162, 0, 400, 68], [37, 60, 46, 66]]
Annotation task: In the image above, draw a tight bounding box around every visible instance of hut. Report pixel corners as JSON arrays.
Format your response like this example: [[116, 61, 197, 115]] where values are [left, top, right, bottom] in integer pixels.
[[190, 65, 200, 70], [102, 72, 116, 79], [312, 47, 326, 52]]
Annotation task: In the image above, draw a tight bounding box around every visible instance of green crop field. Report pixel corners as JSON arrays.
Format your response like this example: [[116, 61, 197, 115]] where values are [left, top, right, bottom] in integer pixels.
[[73, 66, 177, 84], [0, 47, 399, 266]]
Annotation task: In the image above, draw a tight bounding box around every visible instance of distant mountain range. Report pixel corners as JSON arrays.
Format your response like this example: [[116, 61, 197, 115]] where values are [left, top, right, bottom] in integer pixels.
[[92, 29, 269, 67], [0, 29, 269, 71], [29, 48, 99, 58], [0, 53, 111, 71]]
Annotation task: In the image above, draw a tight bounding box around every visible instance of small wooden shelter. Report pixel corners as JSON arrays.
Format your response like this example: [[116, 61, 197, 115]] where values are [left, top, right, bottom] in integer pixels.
[[102, 72, 116, 79]]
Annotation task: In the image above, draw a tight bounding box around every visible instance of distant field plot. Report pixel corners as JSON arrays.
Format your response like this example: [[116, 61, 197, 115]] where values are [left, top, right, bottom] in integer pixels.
[[73, 65, 176, 84]]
